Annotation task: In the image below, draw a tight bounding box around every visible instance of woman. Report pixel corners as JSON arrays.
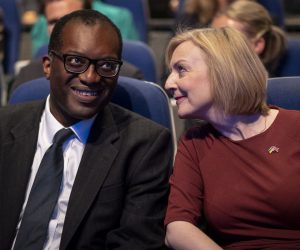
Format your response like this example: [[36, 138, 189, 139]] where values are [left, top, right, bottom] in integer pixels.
[[164, 27, 300, 249], [212, 0, 286, 77]]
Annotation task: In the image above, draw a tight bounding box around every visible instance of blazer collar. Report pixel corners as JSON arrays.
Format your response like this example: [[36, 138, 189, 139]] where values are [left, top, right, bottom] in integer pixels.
[[10, 101, 45, 139], [0, 101, 45, 249], [1, 102, 120, 250]]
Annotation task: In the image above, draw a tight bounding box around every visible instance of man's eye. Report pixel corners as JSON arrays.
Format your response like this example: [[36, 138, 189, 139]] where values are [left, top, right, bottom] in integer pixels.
[[98, 61, 116, 71], [67, 56, 86, 66]]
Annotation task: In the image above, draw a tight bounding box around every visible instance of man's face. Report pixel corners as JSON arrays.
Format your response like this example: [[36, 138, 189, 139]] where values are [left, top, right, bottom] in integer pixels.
[[43, 21, 121, 126], [45, 0, 84, 34]]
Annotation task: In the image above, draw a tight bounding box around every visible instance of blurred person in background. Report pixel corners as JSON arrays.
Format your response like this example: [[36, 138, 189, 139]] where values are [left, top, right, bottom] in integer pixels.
[[0, 7, 4, 64], [31, 0, 139, 55], [212, 0, 287, 77], [217, 0, 238, 12], [18, 0, 39, 27], [10, 0, 143, 94], [169, 0, 259, 31], [170, 0, 219, 30]]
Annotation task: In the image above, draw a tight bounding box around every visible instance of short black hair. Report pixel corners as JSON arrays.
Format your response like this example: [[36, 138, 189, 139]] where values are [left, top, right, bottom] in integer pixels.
[[48, 9, 123, 58]]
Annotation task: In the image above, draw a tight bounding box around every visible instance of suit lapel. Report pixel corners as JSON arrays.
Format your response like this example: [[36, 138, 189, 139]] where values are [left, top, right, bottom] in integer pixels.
[[61, 106, 120, 249], [0, 102, 44, 249]]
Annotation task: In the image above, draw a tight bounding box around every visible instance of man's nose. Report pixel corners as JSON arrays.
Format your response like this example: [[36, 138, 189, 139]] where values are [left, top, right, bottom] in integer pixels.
[[79, 64, 101, 83]]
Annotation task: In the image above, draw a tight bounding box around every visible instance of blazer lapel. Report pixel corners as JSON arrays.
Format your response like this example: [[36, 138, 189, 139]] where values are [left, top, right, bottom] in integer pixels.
[[61, 106, 120, 249], [0, 102, 44, 249]]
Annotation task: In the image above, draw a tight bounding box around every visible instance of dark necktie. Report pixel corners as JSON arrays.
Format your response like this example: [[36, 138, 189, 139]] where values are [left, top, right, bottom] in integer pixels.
[[14, 128, 73, 250]]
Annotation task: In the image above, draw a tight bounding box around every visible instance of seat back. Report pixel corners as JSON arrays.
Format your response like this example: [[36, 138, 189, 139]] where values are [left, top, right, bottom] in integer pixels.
[[9, 76, 177, 146], [102, 0, 149, 43], [267, 76, 300, 110], [112, 77, 174, 131], [123, 40, 157, 83], [277, 38, 300, 77], [34, 44, 48, 59], [0, 0, 21, 74], [9, 77, 50, 103], [257, 0, 285, 28]]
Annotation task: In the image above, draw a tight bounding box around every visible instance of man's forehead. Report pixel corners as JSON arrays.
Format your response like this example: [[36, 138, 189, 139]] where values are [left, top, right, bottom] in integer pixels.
[[62, 19, 116, 34], [60, 20, 120, 47]]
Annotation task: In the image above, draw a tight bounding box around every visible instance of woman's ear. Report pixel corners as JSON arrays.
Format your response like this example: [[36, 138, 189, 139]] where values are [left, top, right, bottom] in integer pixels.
[[42, 55, 51, 79], [254, 37, 265, 55]]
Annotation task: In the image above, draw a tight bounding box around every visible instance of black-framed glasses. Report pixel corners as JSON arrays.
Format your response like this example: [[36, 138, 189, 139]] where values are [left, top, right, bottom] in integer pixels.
[[50, 50, 123, 78]]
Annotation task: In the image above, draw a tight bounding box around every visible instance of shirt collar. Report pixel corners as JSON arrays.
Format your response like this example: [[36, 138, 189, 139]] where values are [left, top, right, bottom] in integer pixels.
[[44, 96, 96, 144]]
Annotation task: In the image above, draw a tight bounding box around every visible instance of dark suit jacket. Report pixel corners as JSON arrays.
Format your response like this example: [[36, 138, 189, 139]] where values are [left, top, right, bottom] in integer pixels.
[[10, 59, 144, 94], [0, 100, 172, 250]]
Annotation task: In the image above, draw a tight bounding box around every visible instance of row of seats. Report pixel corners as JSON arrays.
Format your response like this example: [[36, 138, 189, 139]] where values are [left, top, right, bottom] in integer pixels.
[[8, 76, 300, 157], [9, 76, 178, 153], [10, 76, 300, 111]]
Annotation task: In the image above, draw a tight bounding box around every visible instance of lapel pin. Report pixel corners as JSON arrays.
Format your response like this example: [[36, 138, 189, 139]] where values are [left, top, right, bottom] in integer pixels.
[[268, 146, 279, 154]]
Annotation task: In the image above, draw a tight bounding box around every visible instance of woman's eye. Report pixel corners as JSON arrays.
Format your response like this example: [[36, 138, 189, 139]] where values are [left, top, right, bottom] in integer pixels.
[[175, 64, 187, 75], [178, 65, 185, 72]]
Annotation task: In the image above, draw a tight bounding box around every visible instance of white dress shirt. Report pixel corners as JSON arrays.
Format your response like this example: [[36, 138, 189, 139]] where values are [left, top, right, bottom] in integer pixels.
[[13, 96, 96, 250]]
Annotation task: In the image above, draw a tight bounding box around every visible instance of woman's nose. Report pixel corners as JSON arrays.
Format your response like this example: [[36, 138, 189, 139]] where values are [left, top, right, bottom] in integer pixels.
[[164, 72, 177, 92]]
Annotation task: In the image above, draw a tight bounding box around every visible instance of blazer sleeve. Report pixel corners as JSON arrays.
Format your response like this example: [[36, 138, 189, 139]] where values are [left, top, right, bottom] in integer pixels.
[[106, 127, 173, 250]]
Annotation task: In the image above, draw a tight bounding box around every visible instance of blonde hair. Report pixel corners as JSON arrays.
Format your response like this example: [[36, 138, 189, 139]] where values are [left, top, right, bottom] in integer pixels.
[[219, 0, 287, 76], [166, 27, 269, 115]]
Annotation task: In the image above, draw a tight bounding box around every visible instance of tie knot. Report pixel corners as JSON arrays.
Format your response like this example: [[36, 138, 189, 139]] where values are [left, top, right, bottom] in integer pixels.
[[53, 128, 73, 146]]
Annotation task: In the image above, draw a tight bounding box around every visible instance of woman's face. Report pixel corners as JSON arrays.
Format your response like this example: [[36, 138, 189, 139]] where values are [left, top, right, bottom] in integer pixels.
[[165, 41, 214, 119], [212, 15, 245, 36], [169, 0, 179, 13], [212, 15, 265, 55]]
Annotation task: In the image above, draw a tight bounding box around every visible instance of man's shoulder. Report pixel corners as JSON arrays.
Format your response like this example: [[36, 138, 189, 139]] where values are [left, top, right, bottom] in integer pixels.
[[104, 103, 173, 158], [0, 101, 44, 140], [0, 101, 44, 123]]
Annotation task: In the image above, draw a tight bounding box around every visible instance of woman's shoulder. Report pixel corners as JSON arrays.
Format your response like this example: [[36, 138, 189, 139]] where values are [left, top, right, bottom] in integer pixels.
[[276, 107, 300, 125], [273, 107, 300, 142]]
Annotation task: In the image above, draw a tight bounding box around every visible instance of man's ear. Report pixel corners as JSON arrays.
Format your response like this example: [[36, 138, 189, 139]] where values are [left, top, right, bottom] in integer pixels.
[[42, 55, 51, 79], [254, 37, 265, 55]]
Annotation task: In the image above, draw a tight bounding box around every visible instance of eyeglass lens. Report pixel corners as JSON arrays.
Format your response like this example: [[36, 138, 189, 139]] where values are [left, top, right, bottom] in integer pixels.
[[64, 55, 121, 77]]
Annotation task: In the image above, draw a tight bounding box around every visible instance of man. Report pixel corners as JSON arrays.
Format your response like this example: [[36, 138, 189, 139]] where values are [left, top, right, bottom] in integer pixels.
[[10, 0, 143, 94], [0, 9, 172, 249]]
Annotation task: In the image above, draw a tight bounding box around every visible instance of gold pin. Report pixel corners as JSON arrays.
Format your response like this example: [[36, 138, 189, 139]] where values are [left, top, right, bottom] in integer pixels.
[[268, 146, 279, 154]]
